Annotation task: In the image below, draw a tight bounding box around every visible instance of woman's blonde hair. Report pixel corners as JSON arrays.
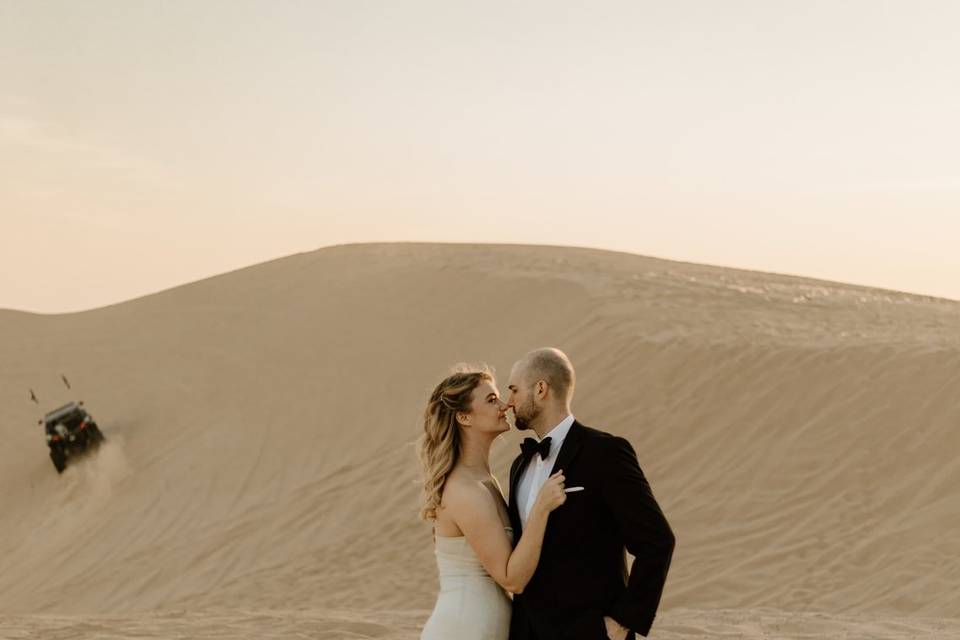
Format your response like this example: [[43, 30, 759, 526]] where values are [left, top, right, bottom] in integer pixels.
[[417, 364, 493, 522]]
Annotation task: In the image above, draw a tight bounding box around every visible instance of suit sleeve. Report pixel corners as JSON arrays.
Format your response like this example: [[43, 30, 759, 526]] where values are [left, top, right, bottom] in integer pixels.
[[600, 436, 675, 637]]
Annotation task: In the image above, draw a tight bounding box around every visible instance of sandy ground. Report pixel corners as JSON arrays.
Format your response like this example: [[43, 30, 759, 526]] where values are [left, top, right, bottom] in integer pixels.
[[1, 609, 959, 639], [2, 243, 958, 638]]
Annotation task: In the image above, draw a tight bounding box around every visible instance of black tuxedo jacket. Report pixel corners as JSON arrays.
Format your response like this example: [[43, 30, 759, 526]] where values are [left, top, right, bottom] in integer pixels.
[[507, 421, 675, 640]]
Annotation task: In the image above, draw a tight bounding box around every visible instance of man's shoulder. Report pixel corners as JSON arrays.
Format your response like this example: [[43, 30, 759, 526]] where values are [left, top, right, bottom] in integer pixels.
[[574, 421, 621, 442], [574, 421, 634, 455]]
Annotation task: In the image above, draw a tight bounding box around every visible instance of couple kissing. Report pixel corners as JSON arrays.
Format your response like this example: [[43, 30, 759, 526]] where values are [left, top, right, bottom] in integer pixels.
[[418, 348, 675, 639]]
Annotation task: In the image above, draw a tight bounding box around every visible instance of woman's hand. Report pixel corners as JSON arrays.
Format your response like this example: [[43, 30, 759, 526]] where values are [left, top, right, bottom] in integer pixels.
[[533, 470, 567, 515]]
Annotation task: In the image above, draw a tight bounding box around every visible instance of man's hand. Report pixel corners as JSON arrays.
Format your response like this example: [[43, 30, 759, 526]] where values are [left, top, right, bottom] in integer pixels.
[[604, 616, 630, 640]]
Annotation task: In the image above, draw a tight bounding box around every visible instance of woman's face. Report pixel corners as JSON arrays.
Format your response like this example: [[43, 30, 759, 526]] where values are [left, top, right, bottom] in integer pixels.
[[464, 379, 510, 435]]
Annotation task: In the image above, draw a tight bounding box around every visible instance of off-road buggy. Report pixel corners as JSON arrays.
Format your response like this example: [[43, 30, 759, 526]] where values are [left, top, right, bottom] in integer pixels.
[[38, 401, 105, 473]]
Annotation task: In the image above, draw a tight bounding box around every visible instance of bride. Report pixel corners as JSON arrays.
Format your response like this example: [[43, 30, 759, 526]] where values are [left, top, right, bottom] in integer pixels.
[[418, 365, 567, 640]]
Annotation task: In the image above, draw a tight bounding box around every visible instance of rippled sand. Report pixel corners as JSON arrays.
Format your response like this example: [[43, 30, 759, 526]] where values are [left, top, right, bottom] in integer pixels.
[[2, 244, 958, 637], [2, 609, 958, 639]]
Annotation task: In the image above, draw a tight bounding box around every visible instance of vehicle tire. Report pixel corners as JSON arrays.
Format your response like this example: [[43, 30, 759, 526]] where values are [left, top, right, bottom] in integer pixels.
[[88, 425, 105, 445], [50, 449, 66, 474]]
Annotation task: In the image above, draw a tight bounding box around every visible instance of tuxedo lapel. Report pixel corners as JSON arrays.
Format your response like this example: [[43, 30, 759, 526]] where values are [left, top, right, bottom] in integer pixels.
[[507, 453, 526, 537], [549, 420, 586, 476], [508, 421, 585, 539]]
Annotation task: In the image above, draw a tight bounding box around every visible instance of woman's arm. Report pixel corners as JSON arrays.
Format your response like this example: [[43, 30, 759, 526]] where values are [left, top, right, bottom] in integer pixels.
[[445, 472, 565, 594]]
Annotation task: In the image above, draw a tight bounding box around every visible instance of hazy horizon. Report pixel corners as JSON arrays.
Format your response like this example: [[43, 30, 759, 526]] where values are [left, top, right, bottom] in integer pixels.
[[3, 1, 959, 313], [2, 240, 957, 315]]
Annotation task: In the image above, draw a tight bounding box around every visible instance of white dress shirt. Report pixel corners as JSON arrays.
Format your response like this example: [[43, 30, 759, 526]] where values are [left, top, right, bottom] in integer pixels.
[[516, 414, 575, 530]]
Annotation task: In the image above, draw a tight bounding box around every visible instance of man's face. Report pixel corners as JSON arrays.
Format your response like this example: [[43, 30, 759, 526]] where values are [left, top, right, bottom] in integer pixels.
[[507, 363, 540, 431]]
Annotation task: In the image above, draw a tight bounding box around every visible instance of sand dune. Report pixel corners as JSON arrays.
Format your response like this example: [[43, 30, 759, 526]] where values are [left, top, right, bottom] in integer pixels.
[[2, 243, 958, 637]]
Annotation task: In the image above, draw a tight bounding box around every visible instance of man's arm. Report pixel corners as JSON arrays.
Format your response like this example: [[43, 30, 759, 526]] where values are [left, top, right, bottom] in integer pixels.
[[600, 436, 676, 637]]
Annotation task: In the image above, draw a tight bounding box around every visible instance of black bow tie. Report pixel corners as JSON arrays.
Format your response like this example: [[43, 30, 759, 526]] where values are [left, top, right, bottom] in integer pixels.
[[520, 437, 552, 463]]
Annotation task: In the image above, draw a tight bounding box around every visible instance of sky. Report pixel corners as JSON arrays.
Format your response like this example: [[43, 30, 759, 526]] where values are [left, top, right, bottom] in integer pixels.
[[2, 1, 958, 313]]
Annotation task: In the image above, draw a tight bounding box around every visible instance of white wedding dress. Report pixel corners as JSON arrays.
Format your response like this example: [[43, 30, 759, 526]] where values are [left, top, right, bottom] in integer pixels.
[[421, 526, 514, 640]]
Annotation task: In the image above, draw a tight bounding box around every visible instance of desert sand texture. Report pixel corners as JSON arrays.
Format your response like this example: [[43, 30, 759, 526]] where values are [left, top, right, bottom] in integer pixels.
[[2, 243, 959, 639]]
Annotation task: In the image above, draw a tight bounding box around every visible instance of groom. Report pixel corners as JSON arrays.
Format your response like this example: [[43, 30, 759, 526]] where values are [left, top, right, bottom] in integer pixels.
[[506, 348, 675, 640]]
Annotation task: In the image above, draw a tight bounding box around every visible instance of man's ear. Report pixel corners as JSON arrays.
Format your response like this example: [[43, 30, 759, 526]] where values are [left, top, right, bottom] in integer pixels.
[[536, 380, 548, 400]]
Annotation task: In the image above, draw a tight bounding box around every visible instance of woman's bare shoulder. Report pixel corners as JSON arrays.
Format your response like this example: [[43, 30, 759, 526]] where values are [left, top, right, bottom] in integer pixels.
[[442, 470, 493, 511]]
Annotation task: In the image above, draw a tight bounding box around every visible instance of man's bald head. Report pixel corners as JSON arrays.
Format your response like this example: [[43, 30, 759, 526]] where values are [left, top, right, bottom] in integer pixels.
[[515, 347, 576, 405]]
